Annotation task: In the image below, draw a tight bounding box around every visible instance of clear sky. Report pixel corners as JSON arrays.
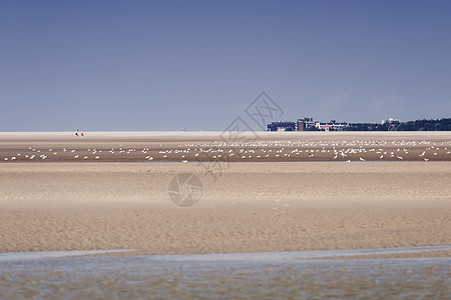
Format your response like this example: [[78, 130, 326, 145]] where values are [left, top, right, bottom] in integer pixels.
[[1, 0, 450, 131]]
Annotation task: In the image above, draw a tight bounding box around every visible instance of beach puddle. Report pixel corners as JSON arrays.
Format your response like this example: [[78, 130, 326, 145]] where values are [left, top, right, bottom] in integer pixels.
[[144, 245, 451, 262], [0, 249, 136, 262], [0, 246, 450, 298]]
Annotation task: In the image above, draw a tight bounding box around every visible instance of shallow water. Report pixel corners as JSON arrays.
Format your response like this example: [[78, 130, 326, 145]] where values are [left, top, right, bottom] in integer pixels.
[[146, 245, 451, 262], [1, 247, 450, 299], [0, 249, 134, 262]]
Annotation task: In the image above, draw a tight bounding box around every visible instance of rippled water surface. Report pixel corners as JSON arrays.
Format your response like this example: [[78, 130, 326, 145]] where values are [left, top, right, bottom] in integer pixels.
[[1, 248, 450, 299]]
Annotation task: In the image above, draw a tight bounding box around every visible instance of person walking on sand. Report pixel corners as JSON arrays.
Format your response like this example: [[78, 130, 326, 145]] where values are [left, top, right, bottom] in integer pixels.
[[81, 130, 84, 137], [75, 129, 79, 137]]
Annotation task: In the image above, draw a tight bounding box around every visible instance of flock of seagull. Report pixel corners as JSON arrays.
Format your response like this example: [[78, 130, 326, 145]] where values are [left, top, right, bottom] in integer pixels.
[[171, 139, 450, 162], [1, 139, 450, 163]]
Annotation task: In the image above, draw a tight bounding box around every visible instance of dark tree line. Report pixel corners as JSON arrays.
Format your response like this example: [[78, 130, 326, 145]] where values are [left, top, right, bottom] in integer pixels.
[[345, 118, 451, 131], [393, 118, 451, 131]]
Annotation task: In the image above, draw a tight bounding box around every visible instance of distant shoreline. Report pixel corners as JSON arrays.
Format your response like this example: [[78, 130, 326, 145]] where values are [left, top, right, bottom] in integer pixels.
[[1, 130, 450, 136]]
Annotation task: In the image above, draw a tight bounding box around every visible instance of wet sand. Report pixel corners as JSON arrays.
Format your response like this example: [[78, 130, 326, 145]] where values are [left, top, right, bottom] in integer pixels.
[[1, 131, 450, 162]]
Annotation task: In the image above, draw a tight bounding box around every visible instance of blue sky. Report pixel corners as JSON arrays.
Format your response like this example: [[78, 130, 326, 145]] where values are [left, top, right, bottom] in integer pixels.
[[1, 0, 450, 131]]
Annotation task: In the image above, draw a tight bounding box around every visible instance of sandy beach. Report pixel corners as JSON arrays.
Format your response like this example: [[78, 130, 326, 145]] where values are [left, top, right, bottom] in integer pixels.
[[0, 132, 450, 257], [3, 2, 450, 297]]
